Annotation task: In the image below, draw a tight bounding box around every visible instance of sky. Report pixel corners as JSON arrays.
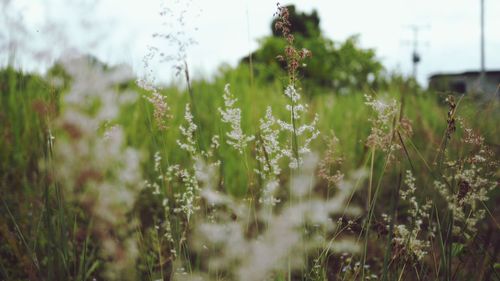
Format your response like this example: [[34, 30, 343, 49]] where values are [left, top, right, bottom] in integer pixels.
[[2, 0, 500, 86]]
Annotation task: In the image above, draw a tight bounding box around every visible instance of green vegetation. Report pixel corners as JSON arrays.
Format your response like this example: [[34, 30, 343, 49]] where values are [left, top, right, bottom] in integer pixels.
[[240, 5, 383, 94], [1, 4, 499, 281]]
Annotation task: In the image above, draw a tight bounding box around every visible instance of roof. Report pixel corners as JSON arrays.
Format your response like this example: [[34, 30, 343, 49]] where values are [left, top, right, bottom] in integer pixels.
[[429, 70, 500, 80]]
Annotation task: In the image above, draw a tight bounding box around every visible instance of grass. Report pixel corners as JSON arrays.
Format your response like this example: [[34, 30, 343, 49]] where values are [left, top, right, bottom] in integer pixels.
[[1, 6, 499, 280]]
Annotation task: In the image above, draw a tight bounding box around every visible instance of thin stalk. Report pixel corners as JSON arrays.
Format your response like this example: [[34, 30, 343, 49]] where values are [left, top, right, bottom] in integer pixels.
[[2, 199, 40, 280], [445, 211, 454, 281], [361, 150, 392, 280], [290, 94, 300, 169], [381, 171, 403, 281], [368, 146, 375, 210], [434, 205, 447, 279], [361, 111, 399, 280], [397, 263, 407, 281], [434, 95, 464, 169], [183, 60, 202, 152]]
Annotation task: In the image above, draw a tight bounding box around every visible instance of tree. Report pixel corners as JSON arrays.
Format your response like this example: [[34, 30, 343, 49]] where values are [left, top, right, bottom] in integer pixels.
[[240, 5, 384, 95]]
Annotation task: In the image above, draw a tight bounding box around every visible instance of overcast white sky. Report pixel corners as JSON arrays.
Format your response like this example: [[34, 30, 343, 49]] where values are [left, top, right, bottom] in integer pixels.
[[3, 0, 500, 85]]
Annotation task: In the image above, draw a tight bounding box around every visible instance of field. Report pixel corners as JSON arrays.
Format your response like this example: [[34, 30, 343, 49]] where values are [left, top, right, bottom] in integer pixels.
[[1, 4, 499, 281]]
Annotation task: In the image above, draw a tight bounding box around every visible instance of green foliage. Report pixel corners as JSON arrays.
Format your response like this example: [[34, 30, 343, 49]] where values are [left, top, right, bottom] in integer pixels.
[[1, 58, 499, 280], [240, 5, 384, 95], [0, 7, 498, 279]]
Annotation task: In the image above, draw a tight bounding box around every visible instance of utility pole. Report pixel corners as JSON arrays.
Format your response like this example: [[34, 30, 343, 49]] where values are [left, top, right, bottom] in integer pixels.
[[403, 25, 429, 81], [410, 26, 421, 79], [479, 0, 486, 89]]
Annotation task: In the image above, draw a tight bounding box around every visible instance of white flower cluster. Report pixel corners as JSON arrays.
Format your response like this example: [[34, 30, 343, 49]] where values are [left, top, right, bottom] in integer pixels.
[[253, 85, 320, 205], [393, 170, 432, 261], [167, 165, 201, 222], [257, 107, 284, 177], [153, 151, 162, 173], [49, 55, 142, 280], [186, 155, 363, 281], [144, 174, 176, 256], [318, 134, 344, 186], [433, 121, 497, 237], [255, 107, 284, 206], [434, 166, 495, 236], [146, 90, 172, 131], [137, 42, 173, 132], [284, 84, 301, 103], [278, 85, 320, 169], [218, 84, 255, 154], [364, 94, 400, 153], [177, 103, 198, 155], [165, 105, 221, 223], [258, 179, 280, 207], [340, 254, 378, 281]]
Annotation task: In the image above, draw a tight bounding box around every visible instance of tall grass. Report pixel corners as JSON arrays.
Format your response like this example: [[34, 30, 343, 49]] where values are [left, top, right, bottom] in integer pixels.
[[1, 4, 499, 281]]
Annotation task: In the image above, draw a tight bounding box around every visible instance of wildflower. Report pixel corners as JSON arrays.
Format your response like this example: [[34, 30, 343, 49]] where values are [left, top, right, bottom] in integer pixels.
[[154, 151, 162, 173], [256, 106, 284, 178], [276, 85, 320, 169], [259, 179, 281, 207], [177, 103, 198, 155], [392, 170, 431, 261], [318, 133, 344, 186], [187, 155, 363, 281], [146, 90, 172, 131], [168, 165, 200, 222], [218, 84, 254, 154], [433, 119, 498, 236], [48, 55, 143, 280], [364, 94, 401, 156]]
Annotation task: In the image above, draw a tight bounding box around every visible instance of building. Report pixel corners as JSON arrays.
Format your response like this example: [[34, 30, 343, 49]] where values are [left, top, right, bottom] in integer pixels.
[[428, 70, 500, 98]]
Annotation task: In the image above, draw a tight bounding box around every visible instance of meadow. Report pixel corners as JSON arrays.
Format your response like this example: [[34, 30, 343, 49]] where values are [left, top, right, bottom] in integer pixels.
[[1, 4, 499, 281]]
